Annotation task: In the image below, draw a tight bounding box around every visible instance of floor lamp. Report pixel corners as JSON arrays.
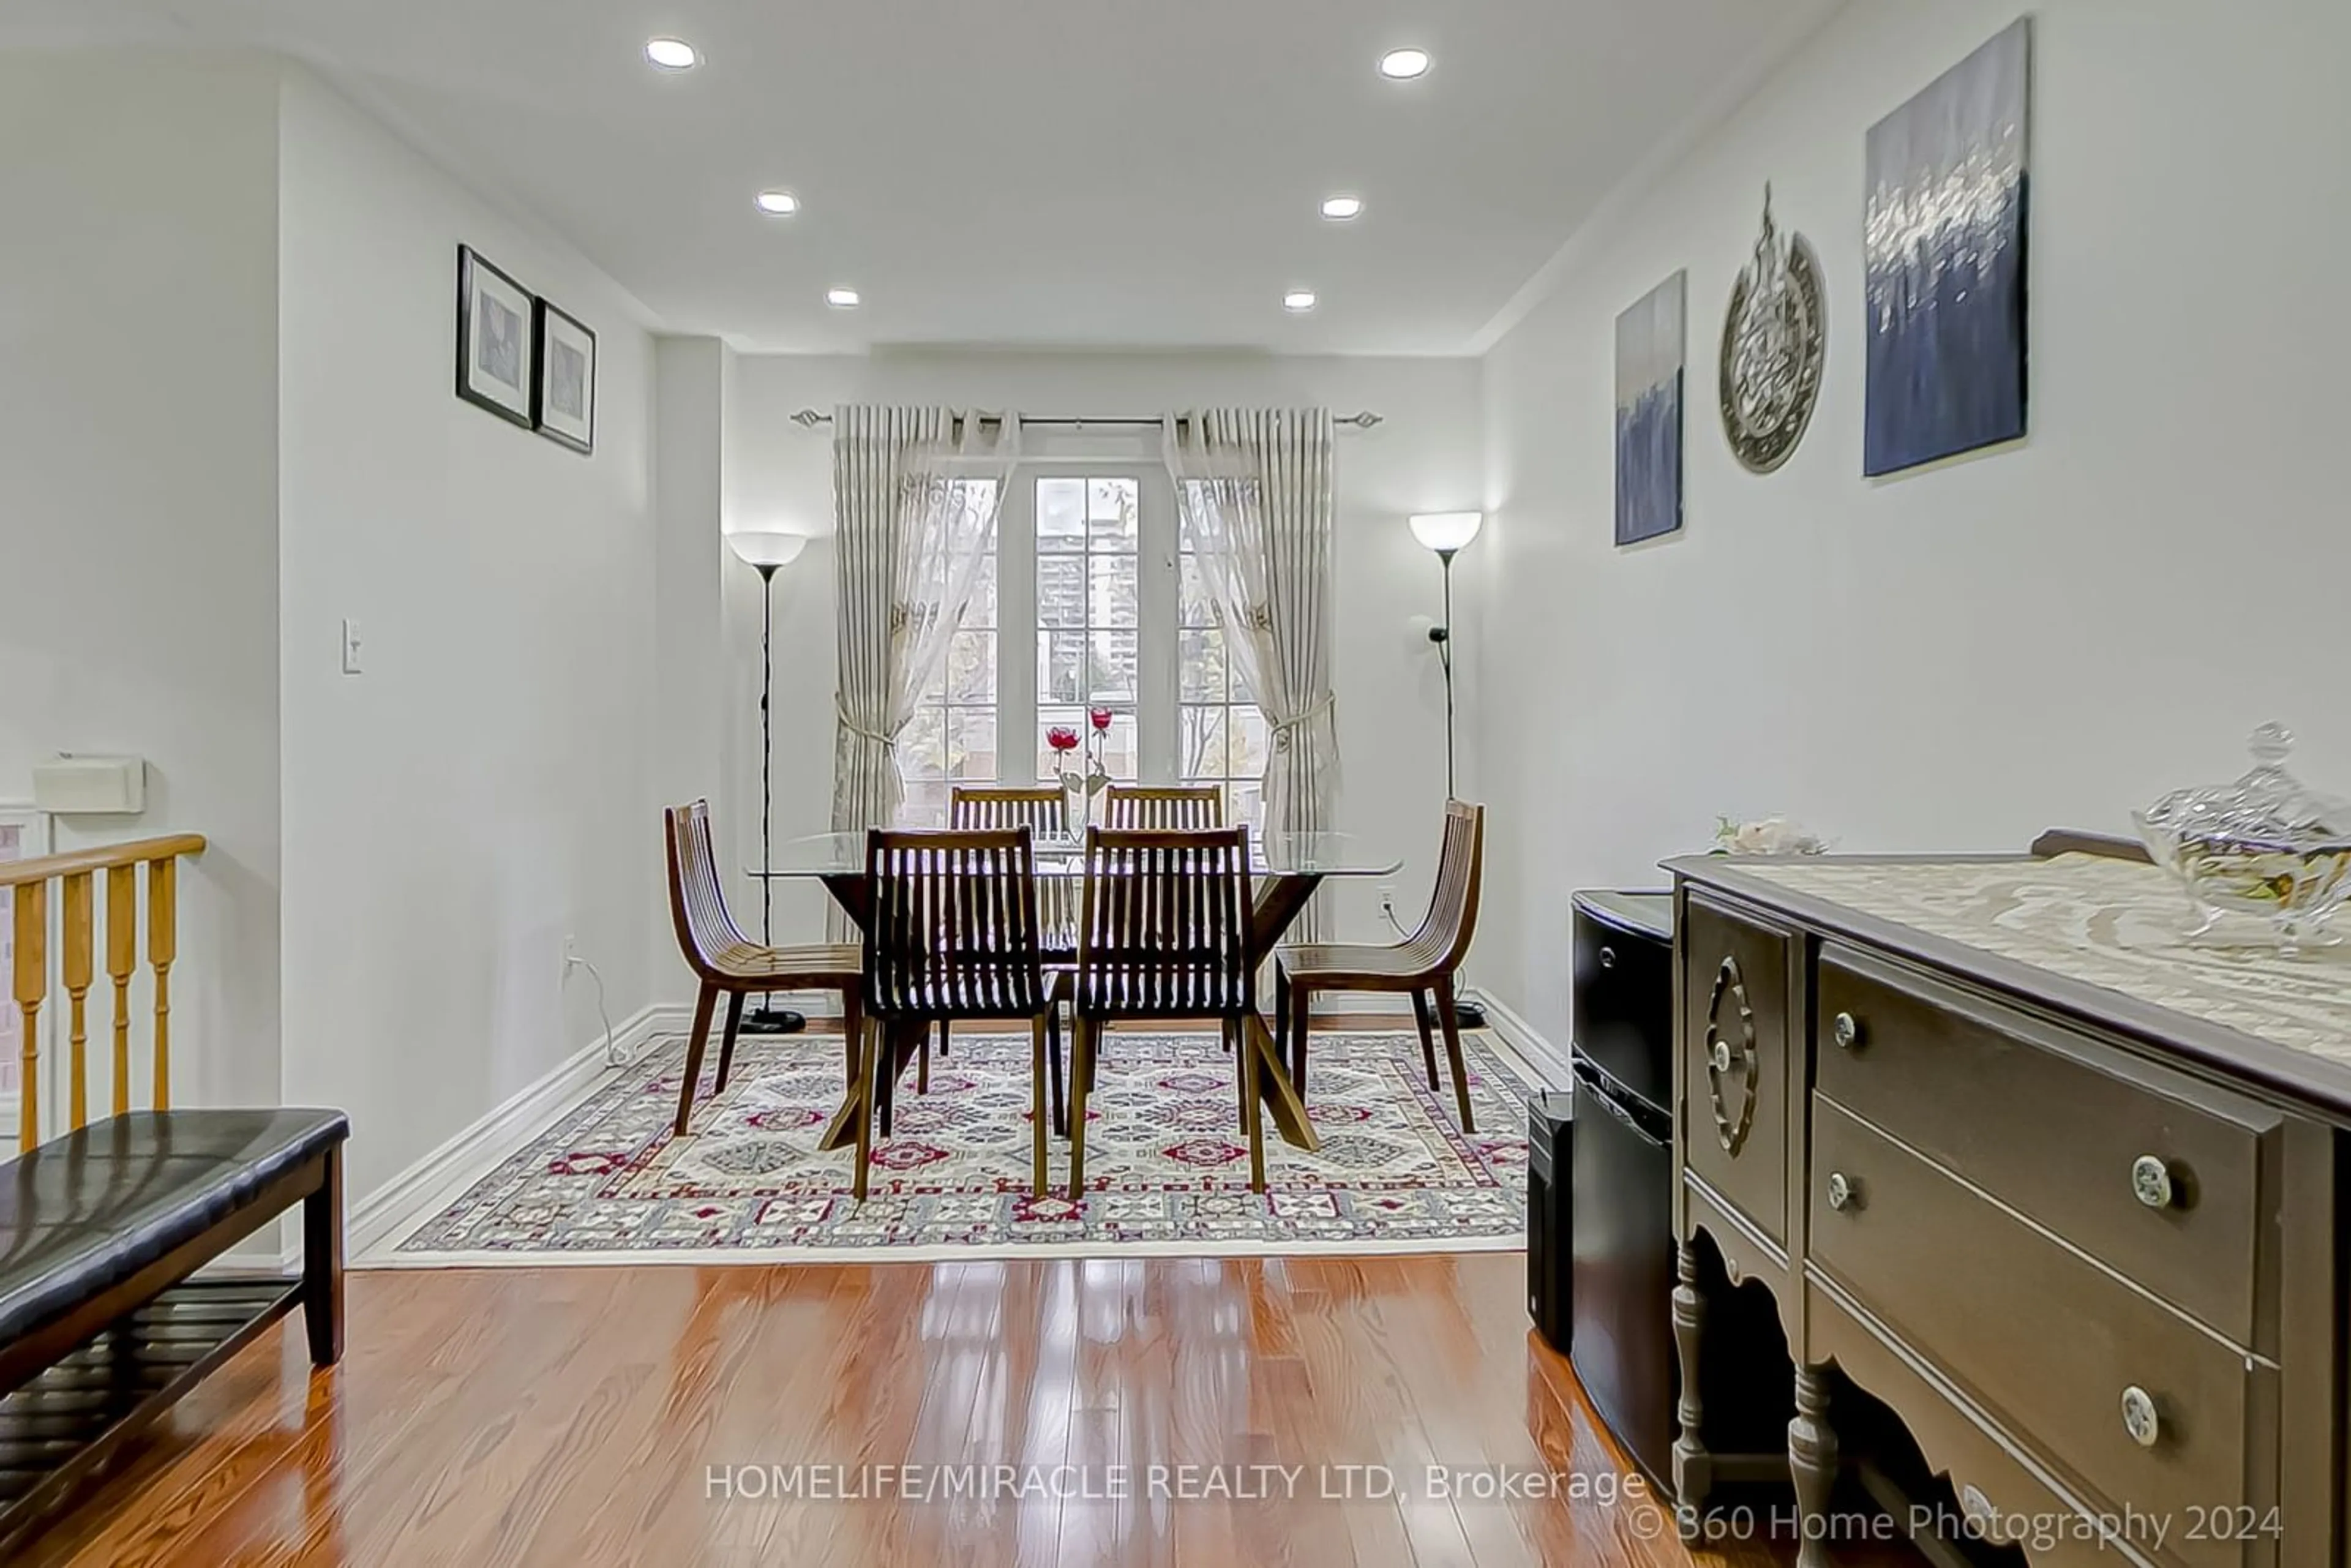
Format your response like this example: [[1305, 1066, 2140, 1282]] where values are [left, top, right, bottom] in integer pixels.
[[1409, 511, 1487, 1031], [728, 530, 810, 1035]]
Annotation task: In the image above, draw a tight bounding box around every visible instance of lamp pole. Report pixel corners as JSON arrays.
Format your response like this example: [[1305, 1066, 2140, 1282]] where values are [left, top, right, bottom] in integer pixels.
[[729, 531, 810, 1036], [1431, 548, 1460, 801], [1409, 513, 1486, 1032]]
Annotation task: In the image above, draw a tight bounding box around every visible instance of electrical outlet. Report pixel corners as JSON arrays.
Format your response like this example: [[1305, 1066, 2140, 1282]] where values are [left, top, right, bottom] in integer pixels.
[[562, 936, 580, 974], [340, 618, 364, 675], [1377, 881, 1399, 915]]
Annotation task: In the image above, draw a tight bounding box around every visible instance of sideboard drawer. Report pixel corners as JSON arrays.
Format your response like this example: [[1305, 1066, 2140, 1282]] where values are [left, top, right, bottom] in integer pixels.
[[1681, 898, 1790, 1247], [1810, 1097, 2262, 1568], [1816, 944, 2271, 1348], [1808, 1278, 2154, 1568]]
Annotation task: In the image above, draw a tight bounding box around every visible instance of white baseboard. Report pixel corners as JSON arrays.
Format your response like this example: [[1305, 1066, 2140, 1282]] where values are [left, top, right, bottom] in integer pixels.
[[1466, 987, 1570, 1090], [346, 1002, 686, 1259]]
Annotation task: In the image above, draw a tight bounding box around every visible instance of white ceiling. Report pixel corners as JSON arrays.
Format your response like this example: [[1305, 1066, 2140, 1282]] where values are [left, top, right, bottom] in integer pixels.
[[7, 0, 1834, 354]]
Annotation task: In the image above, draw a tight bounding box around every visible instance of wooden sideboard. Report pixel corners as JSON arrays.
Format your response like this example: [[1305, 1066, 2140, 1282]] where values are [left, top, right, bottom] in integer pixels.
[[1666, 852, 2347, 1568]]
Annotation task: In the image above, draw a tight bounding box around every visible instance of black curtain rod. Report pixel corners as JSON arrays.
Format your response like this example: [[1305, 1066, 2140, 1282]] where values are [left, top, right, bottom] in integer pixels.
[[789, 409, 1383, 430]]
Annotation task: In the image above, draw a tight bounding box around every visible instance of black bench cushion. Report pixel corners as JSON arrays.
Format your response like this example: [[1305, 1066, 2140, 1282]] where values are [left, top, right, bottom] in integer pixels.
[[0, 1109, 348, 1344]]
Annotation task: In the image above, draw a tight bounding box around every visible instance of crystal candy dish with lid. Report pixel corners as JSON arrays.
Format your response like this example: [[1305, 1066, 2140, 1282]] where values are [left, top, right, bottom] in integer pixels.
[[2131, 724, 2351, 951]]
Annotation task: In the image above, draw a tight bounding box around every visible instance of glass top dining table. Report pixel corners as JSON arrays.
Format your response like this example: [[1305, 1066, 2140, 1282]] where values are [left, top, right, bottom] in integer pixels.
[[750, 828, 1403, 1157]]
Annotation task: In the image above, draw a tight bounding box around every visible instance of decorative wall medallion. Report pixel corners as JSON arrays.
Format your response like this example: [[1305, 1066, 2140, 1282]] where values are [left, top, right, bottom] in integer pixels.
[[1720, 186, 1826, 474], [1704, 956, 1758, 1153]]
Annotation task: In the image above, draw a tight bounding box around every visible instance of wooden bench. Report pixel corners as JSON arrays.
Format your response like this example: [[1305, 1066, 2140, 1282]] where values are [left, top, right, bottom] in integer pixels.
[[0, 1108, 347, 1555]]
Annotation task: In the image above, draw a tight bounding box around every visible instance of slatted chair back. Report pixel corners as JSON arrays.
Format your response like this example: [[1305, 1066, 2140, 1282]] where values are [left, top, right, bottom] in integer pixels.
[[1101, 785, 1223, 832], [666, 800, 752, 985], [863, 829, 1048, 1021], [1074, 827, 1253, 1019], [1407, 801, 1485, 970], [950, 786, 1067, 838], [951, 787, 1075, 950]]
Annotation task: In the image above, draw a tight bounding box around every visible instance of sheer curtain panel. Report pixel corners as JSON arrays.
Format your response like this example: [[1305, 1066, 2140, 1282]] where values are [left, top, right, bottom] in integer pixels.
[[1163, 408, 1340, 931], [830, 408, 1020, 844]]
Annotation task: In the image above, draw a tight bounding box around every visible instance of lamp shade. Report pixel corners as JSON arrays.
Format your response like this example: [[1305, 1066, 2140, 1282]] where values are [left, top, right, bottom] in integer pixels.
[[1408, 512, 1484, 553], [726, 530, 808, 570]]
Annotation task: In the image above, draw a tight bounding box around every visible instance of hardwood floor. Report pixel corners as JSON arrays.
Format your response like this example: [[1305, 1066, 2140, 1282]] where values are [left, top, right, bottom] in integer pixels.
[[17, 1255, 1902, 1568], [16, 1018, 1902, 1565]]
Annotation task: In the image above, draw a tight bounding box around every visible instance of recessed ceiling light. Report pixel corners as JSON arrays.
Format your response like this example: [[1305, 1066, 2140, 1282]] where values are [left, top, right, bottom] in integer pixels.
[[645, 37, 698, 70], [1284, 290, 1318, 313], [827, 287, 861, 309], [755, 190, 800, 216], [1321, 195, 1365, 221], [1378, 48, 1431, 80]]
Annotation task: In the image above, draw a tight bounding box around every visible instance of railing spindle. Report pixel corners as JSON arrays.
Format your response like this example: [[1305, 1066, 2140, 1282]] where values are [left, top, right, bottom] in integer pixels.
[[107, 865, 137, 1117], [149, 857, 176, 1112], [13, 882, 47, 1153], [0, 834, 203, 1149], [62, 871, 92, 1131]]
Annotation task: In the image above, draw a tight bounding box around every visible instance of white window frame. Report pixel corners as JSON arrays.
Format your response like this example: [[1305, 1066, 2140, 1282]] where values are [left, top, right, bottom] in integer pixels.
[[902, 446, 1268, 833]]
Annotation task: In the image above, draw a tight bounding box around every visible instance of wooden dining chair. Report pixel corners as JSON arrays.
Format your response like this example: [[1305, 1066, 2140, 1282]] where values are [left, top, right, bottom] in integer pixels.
[[1276, 801, 1484, 1133], [863, 828, 1065, 1197], [942, 787, 1076, 1068], [664, 802, 866, 1167], [1101, 784, 1223, 831], [1068, 827, 1261, 1196]]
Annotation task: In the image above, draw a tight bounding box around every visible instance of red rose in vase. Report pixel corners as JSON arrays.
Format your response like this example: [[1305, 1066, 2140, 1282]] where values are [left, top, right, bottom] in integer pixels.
[[1046, 726, 1081, 754], [1089, 707, 1114, 732]]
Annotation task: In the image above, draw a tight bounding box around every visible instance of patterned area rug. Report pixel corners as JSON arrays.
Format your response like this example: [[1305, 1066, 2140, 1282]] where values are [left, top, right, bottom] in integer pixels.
[[381, 1026, 1532, 1264]]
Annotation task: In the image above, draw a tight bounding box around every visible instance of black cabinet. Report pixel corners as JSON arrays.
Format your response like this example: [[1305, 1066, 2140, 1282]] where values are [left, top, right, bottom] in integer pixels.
[[1567, 890, 1676, 1495]]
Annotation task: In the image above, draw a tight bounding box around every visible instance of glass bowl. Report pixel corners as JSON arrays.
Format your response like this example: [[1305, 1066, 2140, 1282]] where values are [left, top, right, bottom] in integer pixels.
[[2131, 724, 2351, 951]]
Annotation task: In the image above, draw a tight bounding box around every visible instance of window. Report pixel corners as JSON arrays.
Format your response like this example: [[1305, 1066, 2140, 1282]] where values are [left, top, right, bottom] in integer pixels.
[[1034, 478, 1140, 784], [900, 467, 1266, 836], [1178, 544, 1269, 833]]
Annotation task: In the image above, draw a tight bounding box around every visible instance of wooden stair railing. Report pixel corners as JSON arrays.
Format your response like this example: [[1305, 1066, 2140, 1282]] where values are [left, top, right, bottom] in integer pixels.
[[1, 834, 206, 1152]]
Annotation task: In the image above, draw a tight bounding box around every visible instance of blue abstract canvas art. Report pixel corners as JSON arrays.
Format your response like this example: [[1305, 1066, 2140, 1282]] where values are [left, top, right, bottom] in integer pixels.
[[1614, 271, 1685, 546], [1864, 18, 2030, 477]]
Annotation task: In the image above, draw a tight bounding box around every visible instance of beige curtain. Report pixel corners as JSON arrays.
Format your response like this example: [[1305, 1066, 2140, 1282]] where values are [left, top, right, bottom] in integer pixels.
[[830, 407, 1019, 849], [1163, 408, 1340, 933]]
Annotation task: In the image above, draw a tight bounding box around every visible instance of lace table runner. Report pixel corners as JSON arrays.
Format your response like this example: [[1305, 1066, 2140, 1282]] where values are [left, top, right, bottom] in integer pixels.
[[1736, 855, 2351, 1066]]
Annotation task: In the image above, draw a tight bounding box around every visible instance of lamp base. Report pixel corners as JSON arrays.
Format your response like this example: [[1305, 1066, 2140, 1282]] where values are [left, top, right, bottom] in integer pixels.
[[741, 1006, 807, 1036], [1453, 998, 1488, 1032]]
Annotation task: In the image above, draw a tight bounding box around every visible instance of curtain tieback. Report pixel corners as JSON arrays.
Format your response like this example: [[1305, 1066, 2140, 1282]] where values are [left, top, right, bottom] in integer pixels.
[[836, 704, 898, 751], [1268, 694, 1336, 752]]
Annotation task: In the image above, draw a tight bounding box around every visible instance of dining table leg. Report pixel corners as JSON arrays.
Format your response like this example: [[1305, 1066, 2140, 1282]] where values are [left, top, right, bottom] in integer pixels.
[[1242, 872, 1327, 1155]]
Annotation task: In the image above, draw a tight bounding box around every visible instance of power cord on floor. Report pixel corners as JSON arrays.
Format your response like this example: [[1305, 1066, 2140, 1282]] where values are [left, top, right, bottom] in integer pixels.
[[564, 951, 624, 1066]]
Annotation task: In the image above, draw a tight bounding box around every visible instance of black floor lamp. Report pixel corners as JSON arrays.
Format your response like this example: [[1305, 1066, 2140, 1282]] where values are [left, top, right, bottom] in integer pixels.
[[727, 529, 811, 1035], [1410, 511, 1486, 1030]]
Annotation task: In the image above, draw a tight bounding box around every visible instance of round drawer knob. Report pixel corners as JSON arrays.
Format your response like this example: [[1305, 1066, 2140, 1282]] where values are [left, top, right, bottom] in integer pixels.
[[1827, 1171, 1859, 1212], [2121, 1386, 2161, 1448], [2131, 1155, 2177, 1209], [1710, 1040, 1733, 1073], [1831, 1011, 1862, 1050]]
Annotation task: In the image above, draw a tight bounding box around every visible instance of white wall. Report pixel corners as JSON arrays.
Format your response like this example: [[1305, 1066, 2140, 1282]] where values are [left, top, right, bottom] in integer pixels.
[[1478, 0, 2351, 1041], [0, 52, 284, 1115], [710, 352, 1485, 949], [276, 67, 662, 1199]]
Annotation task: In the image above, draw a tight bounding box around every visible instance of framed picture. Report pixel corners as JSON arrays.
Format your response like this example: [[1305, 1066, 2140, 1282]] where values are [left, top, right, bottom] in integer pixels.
[[456, 245, 537, 429], [0, 807, 52, 1118], [1614, 270, 1685, 547], [1864, 18, 2031, 476], [533, 299, 598, 455]]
